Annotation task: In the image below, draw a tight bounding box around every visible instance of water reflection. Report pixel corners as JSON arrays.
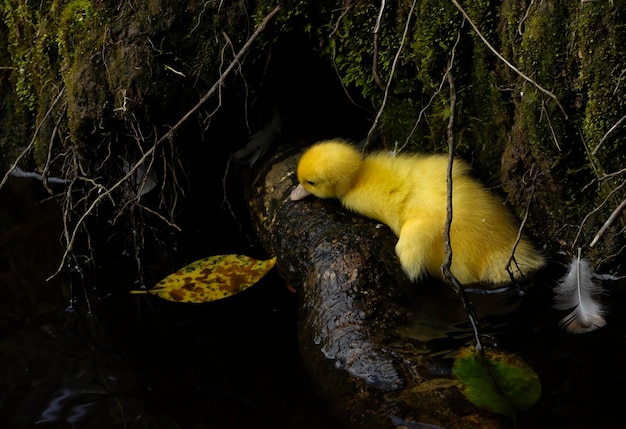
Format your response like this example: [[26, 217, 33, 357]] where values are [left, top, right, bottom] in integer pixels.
[[3, 177, 626, 428], [0, 178, 343, 429]]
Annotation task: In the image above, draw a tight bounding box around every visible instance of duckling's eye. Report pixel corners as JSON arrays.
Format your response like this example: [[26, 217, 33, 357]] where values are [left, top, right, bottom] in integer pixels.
[[306, 180, 316, 187]]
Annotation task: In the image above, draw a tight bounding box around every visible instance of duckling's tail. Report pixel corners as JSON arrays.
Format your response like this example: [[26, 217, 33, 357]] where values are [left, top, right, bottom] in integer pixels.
[[483, 240, 546, 284]]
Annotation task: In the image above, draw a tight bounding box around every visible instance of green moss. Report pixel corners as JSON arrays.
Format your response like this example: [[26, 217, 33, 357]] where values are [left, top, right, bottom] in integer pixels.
[[3, 1, 58, 115], [497, 0, 625, 260], [576, 2, 626, 169], [569, 1, 626, 255], [517, 1, 570, 150], [0, 1, 624, 269], [56, 0, 98, 62], [409, 0, 461, 92], [0, 0, 106, 166], [307, 0, 517, 159], [508, 4, 575, 179], [461, 44, 509, 171]]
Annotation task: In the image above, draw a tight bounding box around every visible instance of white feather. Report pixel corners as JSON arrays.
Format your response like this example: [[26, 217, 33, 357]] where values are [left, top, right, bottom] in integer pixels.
[[553, 251, 606, 334]]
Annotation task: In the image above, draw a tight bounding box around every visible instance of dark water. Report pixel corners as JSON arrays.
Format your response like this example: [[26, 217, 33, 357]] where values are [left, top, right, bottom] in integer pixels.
[[3, 177, 626, 429], [513, 283, 626, 429], [0, 178, 343, 429], [398, 261, 626, 429]]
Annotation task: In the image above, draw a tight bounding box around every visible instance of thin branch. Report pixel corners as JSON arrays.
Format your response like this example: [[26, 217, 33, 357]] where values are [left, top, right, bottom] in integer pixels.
[[442, 70, 457, 279], [597, 243, 626, 267], [580, 128, 603, 180], [450, 0, 567, 118], [590, 196, 626, 248], [592, 113, 626, 156], [41, 110, 67, 194], [372, 0, 387, 91], [518, 0, 535, 36], [329, 45, 373, 115], [572, 178, 626, 249], [168, 5, 280, 133], [581, 165, 626, 193], [329, 3, 352, 38], [137, 202, 182, 232], [327, 4, 373, 115], [366, 0, 418, 147], [0, 86, 67, 189], [401, 94, 436, 153], [612, 66, 626, 96], [599, 166, 626, 181], [540, 100, 561, 151], [440, 57, 483, 351], [401, 23, 465, 152], [505, 166, 539, 283], [46, 4, 282, 280]]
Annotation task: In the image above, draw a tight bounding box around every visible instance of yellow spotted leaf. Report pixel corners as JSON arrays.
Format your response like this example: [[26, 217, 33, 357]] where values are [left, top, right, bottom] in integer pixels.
[[130, 255, 277, 303]]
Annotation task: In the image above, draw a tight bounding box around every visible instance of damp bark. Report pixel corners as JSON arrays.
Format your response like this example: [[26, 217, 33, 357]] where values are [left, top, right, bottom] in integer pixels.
[[245, 144, 506, 429]]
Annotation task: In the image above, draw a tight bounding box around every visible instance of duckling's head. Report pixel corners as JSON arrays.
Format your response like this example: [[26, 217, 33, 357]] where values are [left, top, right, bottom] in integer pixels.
[[290, 140, 362, 201]]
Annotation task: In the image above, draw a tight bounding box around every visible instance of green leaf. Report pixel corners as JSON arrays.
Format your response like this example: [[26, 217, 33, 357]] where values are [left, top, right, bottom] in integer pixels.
[[130, 255, 277, 303], [452, 346, 541, 417]]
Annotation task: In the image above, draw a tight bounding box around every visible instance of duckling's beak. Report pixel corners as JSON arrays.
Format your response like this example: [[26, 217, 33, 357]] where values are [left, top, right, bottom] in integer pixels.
[[290, 183, 312, 201]]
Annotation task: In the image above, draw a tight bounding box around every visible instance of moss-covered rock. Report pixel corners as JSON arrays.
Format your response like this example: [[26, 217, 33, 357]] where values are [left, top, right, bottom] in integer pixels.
[[0, 0, 623, 271]]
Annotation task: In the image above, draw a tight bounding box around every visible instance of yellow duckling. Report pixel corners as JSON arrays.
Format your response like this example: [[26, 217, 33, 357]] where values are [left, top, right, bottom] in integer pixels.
[[289, 140, 545, 286]]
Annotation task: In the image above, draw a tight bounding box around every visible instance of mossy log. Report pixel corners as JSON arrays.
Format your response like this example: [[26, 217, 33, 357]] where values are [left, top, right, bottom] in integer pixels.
[[245, 144, 505, 429]]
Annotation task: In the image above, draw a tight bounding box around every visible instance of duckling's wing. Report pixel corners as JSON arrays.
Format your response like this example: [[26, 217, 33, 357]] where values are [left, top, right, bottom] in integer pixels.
[[395, 218, 442, 281]]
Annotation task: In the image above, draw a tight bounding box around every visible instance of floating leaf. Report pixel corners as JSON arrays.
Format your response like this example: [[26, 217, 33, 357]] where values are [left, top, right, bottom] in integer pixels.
[[452, 346, 541, 417], [130, 255, 277, 303]]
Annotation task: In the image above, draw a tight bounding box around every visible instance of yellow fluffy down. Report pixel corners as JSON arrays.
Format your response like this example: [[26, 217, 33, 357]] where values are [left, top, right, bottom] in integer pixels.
[[290, 140, 545, 286]]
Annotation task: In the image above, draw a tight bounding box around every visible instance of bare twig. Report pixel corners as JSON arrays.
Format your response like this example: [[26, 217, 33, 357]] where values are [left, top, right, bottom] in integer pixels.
[[597, 243, 626, 267], [540, 100, 561, 151], [590, 196, 626, 248], [137, 202, 182, 232], [171, 5, 280, 132], [450, 0, 567, 118], [402, 23, 465, 152], [518, 0, 535, 36], [329, 45, 373, 115], [612, 66, 626, 96], [221, 155, 237, 219], [505, 167, 539, 283], [41, 111, 67, 194], [573, 179, 626, 248], [367, 0, 419, 147], [440, 56, 483, 351], [599, 166, 626, 182], [329, 3, 352, 38], [327, 4, 373, 115], [372, 0, 387, 91], [0, 86, 67, 189], [592, 113, 626, 155], [580, 129, 603, 179], [581, 165, 626, 193], [47, 4, 282, 280]]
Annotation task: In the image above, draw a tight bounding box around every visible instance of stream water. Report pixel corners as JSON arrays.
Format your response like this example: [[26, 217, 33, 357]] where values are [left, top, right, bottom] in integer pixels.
[[2, 176, 626, 429], [0, 178, 343, 428]]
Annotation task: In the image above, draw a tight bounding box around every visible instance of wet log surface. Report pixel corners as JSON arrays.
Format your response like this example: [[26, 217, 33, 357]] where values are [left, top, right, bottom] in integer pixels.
[[245, 144, 505, 428]]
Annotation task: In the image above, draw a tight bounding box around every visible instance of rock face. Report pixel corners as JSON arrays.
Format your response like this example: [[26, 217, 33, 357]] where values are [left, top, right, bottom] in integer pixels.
[[245, 144, 504, 428]]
